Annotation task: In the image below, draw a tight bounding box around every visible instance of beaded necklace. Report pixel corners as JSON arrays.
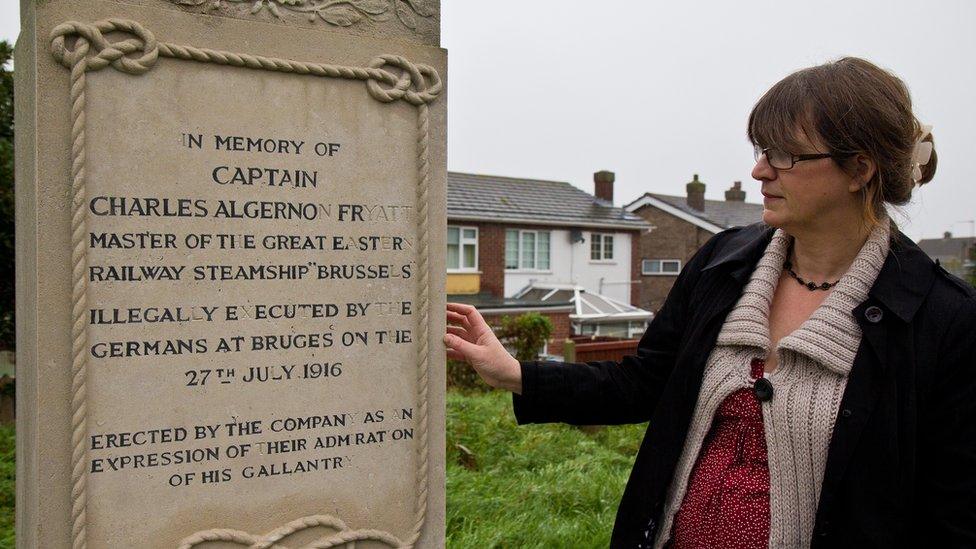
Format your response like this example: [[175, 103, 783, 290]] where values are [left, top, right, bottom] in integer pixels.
[[783, 238, 840, 291]]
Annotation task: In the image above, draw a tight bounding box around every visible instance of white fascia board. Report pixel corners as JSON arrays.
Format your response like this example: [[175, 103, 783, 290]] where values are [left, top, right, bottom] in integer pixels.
[[479, 306, 574, 315], [523, 282, 583, 291], [569, 312, 654, 321], [446, 214, 647, 231], [624, 195, 724, 234]]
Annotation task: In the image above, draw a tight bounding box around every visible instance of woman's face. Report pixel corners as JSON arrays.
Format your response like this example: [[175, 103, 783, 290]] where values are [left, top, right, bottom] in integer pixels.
[[751, 130, 863, 232]]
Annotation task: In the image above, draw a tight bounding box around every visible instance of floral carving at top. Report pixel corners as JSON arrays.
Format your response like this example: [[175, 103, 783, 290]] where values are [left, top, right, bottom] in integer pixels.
[[172, 0, 435, 29]]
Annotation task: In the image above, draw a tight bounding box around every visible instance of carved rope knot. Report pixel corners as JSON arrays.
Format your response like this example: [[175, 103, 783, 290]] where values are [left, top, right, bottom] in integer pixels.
[[177, 514, 403, 549], [366, 55, 442, 106], [50, 18, 159, 74]]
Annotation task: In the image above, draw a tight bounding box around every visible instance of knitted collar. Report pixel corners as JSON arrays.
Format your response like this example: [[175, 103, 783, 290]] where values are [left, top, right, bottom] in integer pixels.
[[715, 217, 891, 376]]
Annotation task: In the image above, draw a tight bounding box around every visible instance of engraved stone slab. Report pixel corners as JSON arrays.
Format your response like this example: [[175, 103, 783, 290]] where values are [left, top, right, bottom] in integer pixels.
[[15, 1, 446, 547]]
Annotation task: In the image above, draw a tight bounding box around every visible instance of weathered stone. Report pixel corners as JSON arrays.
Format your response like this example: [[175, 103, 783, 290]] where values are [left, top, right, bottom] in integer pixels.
[[15, 0, 446, 546]]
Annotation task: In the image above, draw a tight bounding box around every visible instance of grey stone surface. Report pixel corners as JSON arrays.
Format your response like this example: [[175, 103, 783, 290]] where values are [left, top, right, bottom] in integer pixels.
[[16, 0, 446, 546]]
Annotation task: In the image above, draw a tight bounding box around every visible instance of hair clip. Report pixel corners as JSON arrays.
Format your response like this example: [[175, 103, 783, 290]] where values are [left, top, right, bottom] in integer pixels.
[[911, 124, 933, 183]]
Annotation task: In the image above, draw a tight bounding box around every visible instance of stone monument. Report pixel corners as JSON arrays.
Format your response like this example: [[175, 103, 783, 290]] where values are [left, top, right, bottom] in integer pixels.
[[15, 0, 446, 546]]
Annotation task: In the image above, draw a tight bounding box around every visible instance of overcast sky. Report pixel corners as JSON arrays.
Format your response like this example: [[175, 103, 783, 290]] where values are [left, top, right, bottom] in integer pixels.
[[4, 1, 974, 240]]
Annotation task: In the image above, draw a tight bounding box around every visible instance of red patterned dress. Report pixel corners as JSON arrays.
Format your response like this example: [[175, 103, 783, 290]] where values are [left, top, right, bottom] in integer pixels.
[[665, 357, 771, 549]]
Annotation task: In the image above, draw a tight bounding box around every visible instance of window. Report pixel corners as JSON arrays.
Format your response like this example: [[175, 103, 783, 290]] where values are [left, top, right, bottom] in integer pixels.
[[642, 259, 682, 275], [447, 226, 478, 271], [591, 232, 614, 260], [628, 321, 646, 338], [522, 232, 535, 269], [505, 229, 551, 270], [576, 321, 647, 338]]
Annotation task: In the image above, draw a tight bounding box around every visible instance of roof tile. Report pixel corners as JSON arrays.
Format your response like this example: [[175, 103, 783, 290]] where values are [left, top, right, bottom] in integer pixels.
[[447, 172, 649, 229], [635, 192, 764, 229]]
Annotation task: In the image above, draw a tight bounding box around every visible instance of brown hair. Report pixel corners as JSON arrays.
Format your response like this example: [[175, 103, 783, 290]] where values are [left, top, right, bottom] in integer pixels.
[[747, 56, 937, 235]]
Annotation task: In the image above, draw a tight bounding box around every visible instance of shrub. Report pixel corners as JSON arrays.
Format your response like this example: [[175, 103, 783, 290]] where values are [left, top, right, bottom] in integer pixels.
[[496, 312, 553, 362], [447, 358, 491, 393]]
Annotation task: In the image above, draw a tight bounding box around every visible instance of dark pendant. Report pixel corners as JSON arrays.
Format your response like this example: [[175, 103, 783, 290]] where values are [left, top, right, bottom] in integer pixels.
[[754, 378, 774, 402]]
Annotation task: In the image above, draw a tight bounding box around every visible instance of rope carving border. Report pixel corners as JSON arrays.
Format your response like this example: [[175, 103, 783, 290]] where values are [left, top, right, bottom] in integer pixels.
[[49, 18, 441, 549]]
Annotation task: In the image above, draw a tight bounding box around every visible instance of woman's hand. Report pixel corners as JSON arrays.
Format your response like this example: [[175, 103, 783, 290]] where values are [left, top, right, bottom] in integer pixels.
[[444, 302, 523, 394]]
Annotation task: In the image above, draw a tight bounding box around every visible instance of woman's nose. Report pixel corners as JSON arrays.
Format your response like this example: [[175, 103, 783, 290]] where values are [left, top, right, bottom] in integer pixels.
[[751, 155, 777, 182]]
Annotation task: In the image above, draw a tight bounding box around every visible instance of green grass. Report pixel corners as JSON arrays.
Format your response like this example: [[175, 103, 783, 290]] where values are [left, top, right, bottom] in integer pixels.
[[0, 393, 644, 549], [446, 390, 647, 548]]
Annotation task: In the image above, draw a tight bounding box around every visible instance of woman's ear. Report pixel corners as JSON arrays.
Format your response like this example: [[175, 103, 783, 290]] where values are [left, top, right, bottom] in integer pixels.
[[848, 153, 877, 192]]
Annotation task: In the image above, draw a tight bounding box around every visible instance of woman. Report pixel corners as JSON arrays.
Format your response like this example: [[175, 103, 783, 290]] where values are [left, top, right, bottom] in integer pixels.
[[444, 57, 976, 548]]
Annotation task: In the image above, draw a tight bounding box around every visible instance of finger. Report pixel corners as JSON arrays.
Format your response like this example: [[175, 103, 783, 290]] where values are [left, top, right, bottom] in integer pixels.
[[446, 325, 471, 340], [448, 304, 489, 330], [458, 304, 492, 334], [446, 310, 473, 330], [446, 310, 468, 323], [446, 302, 476, 314], [447, 306, 485, 333], [443, 333, 480, 360]]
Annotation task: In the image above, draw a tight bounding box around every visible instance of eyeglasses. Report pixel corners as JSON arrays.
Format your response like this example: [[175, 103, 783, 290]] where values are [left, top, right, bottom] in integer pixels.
[[753, 144, 855, 170]]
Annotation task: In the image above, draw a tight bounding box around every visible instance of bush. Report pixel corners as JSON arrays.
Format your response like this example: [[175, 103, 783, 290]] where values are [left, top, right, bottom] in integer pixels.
[[447, 358, 492, 393], [496, 312, 553, 362], [447, 312, 553, 391]]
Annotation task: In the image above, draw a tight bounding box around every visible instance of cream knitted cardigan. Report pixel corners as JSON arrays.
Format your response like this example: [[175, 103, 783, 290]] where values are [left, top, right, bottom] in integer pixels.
[[653, 219, 891, 549]]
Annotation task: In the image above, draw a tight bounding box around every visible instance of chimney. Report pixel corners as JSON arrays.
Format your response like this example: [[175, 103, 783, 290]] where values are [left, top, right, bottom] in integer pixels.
[[686, 173, 705, 211], [725, 180, 746, 202], [594, 170, 614, 203], [944, 231, 953, 239]]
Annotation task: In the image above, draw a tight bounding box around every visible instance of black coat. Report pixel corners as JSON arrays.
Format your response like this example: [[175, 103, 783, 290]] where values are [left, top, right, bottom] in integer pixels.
[[513, 222, 976, 548]]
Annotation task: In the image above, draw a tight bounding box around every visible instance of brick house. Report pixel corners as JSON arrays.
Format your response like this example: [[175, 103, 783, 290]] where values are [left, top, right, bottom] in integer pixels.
[[624, 174, 764, 313], [446, 170, 654, 352], [917, 232, 975, 281]]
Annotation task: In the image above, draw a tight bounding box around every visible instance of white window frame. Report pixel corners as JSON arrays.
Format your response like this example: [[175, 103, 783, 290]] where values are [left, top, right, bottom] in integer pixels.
[[590, 232, 615, 261], [578, 323, 598, 336], [642, 259, 682, 276], [576, 320, 646, 338], [628, 320, 648, 338], [505, 229, 551, 272], [447, 225, 479, 272]]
